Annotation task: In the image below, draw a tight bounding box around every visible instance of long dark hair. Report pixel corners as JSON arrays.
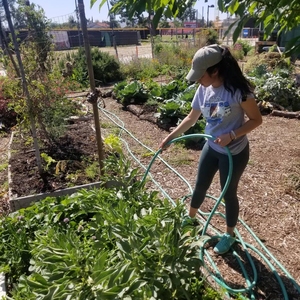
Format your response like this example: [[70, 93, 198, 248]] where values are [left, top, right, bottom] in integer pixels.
[[206, 45, 252, 99]]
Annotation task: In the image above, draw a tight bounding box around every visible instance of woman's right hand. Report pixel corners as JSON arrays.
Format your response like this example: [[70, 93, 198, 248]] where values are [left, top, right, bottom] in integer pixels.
[[158, 108, 202, 152], [159, 136, 173, 152]]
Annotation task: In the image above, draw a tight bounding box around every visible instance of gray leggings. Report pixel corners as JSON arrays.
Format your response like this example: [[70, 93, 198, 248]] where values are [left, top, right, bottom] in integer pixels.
[[191, 142, 249, 227]]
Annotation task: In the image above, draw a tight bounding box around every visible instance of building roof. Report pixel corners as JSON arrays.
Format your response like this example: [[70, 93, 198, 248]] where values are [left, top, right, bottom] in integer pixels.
[[87, 22, 110, 29]]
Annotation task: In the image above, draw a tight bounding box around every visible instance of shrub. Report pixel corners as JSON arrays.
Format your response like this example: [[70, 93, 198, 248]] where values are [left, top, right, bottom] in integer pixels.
[[66, 47, 124, 86], [196, 28, 219, 45], [236, 39, 253, 56]]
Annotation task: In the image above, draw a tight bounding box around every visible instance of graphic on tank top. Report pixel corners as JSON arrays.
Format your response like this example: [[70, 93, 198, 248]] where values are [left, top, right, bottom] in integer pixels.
[[202, 95, 231, 124]]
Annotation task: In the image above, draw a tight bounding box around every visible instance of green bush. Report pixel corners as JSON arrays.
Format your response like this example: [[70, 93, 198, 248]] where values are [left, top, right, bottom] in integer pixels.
[[68, 47, 124, 86], [236, 39, 253, 56], [197, 28, 219, 45]]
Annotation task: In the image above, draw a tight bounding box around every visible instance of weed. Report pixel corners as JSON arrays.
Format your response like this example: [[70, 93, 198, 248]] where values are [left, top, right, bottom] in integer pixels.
[[168, 144, 194, 166], [66, 173, 79, 185], [0, 181, 8, 192], [141, 151, 156, 158], [247, 160, 255, 166], [100, 122, 115, 129], [0, 162, 8, 172], [85, 162, 100, 180], [41, 153, 56, 171]]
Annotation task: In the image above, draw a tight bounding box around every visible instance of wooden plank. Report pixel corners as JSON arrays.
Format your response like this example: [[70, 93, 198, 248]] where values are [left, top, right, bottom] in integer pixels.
[[9, 182, 103, 211]]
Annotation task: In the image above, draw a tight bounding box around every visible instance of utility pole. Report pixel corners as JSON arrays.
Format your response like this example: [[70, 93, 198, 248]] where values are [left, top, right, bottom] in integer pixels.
[[207, 5, 215, 28], [78, 0, 104, 174]]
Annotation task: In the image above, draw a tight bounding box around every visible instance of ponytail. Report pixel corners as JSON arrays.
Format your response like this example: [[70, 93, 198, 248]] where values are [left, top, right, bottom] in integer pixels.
[[206, 46, 253, 99]]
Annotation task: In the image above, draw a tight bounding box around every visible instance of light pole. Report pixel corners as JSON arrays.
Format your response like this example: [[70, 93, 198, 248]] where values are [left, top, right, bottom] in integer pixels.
[[207, 4, 214, 27]]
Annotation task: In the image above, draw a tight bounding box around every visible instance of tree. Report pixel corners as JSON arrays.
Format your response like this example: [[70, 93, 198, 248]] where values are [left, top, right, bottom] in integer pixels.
[[177, 1, 197, 22], [0, 0, 27, 28], [0, 0, 15, 19], [91, 0, 194, 30], [217, 0, 300, 55], [68, 15, 78, 28]]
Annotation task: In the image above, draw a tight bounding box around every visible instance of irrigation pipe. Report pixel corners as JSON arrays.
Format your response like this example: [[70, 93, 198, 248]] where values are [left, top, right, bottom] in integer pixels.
[[98, 103, 300, 299]]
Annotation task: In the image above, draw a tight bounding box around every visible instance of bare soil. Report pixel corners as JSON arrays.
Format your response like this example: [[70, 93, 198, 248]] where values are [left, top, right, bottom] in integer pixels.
[[0, 93, 299, 299], [8, 121, 100, 199]]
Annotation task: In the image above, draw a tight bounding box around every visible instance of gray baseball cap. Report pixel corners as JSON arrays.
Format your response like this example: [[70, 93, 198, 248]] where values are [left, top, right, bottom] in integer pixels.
[[186, 44, 223, 82]]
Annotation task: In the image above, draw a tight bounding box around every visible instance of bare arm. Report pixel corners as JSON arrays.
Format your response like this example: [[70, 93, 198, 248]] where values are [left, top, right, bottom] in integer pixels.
[[236, 97, 263, 137], [159, 108, 202, 149], [214, 97, 262, 147]]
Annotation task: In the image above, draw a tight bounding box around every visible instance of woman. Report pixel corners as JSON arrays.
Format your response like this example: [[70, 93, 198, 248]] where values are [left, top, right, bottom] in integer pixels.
[[159, 44, 262, 254]]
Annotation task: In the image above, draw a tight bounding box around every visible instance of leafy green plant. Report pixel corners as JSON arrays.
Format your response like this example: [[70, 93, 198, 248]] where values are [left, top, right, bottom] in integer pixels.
[[160, 79, 189, 100], [248, 64, 268, 79], [181, 119, 206, 148], [255, 74, 300, 111], [156, 83, 198, 127], [143, 79, 164, 99], [113, 80, 149, 106], [40, 153, 56, 171], [103, 134, 123, 154]]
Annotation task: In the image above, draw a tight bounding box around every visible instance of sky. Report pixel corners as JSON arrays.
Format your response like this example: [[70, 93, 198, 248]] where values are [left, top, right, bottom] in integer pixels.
[[30, 0, 226, 23]]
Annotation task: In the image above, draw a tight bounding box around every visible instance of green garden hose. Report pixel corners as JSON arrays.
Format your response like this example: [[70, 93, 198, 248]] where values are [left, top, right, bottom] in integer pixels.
[[98, 104, 300, 300]]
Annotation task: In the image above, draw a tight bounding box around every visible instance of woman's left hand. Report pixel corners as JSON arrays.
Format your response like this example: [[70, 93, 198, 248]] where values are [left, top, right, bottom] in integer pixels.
[[214, 133, 232, 147]]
